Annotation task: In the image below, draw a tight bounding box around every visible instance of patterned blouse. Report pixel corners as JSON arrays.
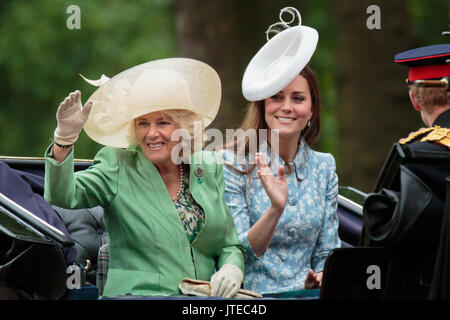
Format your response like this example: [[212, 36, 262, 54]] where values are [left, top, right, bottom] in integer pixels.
[[220, 139, 341, 294], [174, 165, 205, 243]]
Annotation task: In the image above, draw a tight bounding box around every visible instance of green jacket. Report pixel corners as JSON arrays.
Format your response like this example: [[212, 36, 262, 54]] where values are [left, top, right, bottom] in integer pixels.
[[44, 144, 244, 297]]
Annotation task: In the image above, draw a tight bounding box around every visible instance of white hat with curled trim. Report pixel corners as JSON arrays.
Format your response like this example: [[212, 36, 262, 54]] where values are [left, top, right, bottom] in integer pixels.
[[241, 7, 319, 101], [81, 58, 221, 148]]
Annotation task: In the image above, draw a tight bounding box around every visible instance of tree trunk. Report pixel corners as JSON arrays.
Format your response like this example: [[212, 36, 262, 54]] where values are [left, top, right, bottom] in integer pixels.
[[173, 0, 293, 131], [173, 0, 242, 132], [336, 0, 419, 192]]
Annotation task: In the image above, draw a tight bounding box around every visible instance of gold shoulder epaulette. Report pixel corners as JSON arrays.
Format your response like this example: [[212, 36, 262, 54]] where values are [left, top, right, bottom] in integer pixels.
[[399, 126, 437, 144], [420, 126, 450, 148]]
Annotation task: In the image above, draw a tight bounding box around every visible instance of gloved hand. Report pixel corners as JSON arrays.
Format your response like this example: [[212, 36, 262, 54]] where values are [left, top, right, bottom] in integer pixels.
[[54, 90, 92, 146], [210, 264, 243, 298]]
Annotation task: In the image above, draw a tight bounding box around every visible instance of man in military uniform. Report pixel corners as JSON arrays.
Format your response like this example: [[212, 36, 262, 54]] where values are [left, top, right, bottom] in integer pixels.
[[394, 44, 450, 222], [362, 44, 450, 299], [396, 44, 450, 151]]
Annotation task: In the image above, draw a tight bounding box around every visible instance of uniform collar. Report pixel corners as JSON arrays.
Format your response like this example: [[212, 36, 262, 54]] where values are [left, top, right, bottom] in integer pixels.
[[433, 108, 450, 128], [259, 137, 311, 181]]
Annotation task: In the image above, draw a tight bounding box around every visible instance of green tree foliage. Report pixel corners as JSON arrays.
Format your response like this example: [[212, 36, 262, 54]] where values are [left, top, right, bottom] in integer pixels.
[[0, 0, 176, 158], [302, 0, 337, 157], [409, 0, 450, 44]]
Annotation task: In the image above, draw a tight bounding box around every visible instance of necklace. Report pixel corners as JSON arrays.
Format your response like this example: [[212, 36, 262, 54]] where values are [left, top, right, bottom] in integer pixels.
[[172, 165, 184, 202]]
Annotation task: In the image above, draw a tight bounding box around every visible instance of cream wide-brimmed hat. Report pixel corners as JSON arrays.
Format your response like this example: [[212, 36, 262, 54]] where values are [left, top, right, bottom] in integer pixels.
[[242, 7, 318, 101], [82, 58, 221, 148]]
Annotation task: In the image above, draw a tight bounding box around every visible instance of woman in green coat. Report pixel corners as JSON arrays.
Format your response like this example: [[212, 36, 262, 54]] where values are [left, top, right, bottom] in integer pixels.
[[44, 58, 245, 298]]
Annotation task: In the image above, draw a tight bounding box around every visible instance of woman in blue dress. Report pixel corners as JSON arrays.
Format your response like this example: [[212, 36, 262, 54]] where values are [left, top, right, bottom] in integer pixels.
[[220, 7, 341, 295]]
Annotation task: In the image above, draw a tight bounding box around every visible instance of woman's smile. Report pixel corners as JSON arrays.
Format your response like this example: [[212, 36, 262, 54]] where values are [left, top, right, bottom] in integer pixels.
[[146, 142, 166, 150], [274, 115, 297, 124]]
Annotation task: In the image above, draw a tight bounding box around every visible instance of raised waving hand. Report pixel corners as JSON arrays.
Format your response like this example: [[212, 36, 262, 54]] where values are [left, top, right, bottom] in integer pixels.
[[54, 90, 92, 146]]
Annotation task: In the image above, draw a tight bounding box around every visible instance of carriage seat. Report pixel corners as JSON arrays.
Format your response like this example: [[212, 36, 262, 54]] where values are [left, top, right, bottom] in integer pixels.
[[53, 205, 108, 286]]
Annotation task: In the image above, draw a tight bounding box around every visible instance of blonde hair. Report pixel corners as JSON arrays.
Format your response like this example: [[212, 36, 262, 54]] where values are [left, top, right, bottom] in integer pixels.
[[410, 86, 450, 111]]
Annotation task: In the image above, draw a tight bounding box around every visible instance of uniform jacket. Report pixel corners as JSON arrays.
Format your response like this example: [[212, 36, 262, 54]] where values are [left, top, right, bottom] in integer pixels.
[[220, 139, 341, 294], [399, 108, 450, 203], [361, 110, 450, 298], [44, 144, 244, 297], [364, 109, 450, 242]]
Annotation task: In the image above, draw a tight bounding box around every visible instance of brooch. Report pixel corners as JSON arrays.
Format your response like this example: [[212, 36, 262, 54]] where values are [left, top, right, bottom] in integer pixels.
[[194, 166, 204, 184]]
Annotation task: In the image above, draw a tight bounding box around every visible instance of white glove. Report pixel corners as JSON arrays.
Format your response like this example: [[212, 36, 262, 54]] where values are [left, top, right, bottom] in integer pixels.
[[54, 90, 92, 146], [210, 264, 243, 298]]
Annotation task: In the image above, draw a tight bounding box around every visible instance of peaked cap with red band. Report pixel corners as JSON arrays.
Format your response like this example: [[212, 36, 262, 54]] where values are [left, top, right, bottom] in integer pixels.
[[394, 44, 450, 81]]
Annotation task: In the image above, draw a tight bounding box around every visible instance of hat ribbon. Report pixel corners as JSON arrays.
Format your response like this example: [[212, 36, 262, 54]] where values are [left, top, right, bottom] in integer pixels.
[[244, 7, 303, 89], [79, 74, 111, 87], [265, 7, 302, 41]]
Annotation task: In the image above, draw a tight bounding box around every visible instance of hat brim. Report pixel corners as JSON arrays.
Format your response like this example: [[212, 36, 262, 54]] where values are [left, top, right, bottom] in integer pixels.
[[83, 58, 221, 148], [242, 26, 318, 101]]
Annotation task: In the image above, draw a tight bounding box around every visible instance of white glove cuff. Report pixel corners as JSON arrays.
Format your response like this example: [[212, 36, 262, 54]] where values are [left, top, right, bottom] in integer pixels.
[[54, 128, 79, 146]]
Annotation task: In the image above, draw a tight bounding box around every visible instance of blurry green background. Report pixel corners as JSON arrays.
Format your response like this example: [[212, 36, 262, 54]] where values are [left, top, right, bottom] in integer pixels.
[[0, 0, 448, 192]]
